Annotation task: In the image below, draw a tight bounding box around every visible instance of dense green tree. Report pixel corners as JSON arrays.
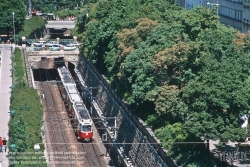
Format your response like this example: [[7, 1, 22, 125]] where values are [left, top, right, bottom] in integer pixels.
[[31, 0, 82, 12], [73, 0, 250, 166], [18, 16, 47, 39], [0, 0, 26, 36], [9, 115, 30, 152]]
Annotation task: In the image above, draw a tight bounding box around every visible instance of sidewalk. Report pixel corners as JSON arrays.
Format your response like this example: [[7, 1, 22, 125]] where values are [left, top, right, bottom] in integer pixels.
[[0, 44, 13, 167]]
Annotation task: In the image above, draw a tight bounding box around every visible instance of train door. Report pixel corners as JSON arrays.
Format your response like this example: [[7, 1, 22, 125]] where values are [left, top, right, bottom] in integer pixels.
[[77, 123, 81, 139]]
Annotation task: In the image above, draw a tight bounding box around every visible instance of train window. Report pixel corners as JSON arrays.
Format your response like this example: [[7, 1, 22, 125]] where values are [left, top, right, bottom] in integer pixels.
[[81, 125, 91, 132]]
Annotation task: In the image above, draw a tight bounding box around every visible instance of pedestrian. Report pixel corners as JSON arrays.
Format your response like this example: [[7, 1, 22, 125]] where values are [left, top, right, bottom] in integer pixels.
[[0, 137, 3, 153], [2, 137, 7, 153]]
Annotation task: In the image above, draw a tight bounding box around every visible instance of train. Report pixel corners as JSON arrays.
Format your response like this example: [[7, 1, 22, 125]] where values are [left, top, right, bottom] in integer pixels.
[[57, 66, 93, 142]]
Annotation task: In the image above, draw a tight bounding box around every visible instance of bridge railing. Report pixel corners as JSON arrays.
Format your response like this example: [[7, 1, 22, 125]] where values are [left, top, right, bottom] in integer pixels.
[[25, 39, 74, 43]]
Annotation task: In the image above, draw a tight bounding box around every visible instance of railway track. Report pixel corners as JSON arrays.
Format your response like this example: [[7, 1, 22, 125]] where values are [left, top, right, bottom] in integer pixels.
[[37, 81, 107, 167], [83, 141, 103, 167], [41, 81, 75, 167]]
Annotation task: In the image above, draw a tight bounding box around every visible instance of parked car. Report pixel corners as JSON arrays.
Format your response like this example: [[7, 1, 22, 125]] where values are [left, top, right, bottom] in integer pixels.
[[34, 46, 42, 51], [72, 42, 80, 47], [64, 44, 76, 51], [17, 40, 32, 47], [49, 44, 61, 51], [59, 41, 69, 46], [45, 41, 56, 47], [33, 40, 47, 47]]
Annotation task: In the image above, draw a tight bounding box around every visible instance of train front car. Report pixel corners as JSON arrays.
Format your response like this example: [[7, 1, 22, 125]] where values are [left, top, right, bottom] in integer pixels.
[[58, 66, 93, 142], [73, 102, 93, 142]]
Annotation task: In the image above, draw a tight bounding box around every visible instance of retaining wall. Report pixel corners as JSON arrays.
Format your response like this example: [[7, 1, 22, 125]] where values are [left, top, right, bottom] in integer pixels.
[[77, 55, 178, 167]]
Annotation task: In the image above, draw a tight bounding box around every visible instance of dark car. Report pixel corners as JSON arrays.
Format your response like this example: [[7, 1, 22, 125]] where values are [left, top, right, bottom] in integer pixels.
[[17, 40, 32, 47], [59, 41, 69, 46]]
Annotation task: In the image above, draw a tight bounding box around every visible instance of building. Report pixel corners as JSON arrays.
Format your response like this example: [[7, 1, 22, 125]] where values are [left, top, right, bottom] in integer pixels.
[[176, 0, 250, 33]]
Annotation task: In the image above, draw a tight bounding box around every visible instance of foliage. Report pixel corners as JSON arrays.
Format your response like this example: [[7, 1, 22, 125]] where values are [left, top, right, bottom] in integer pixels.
[[9, 116, 29, 152], [18, 17, 47, 39], [0, 0, 26, 36], [13, 48, 27, 87], [55, 9, 80, 18], [31, 0, 82, 12], [155, 122, 186, 150], [9, 48, 45, 166], [73, 0, 250, 166]]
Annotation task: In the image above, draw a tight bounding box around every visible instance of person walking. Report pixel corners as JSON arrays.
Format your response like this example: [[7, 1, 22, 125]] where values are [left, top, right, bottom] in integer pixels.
[[2, 137, 7, 153], [0, 137, 3, 153]]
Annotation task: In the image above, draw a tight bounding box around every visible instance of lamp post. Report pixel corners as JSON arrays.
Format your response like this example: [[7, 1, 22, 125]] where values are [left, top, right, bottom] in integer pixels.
[[10, 38, 13, 86], [12, 12, 15, 45], [207, 1, 220, 17]]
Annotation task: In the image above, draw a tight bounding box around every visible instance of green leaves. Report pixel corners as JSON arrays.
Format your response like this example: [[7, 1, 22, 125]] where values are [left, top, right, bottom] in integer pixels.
[[0, 0, 26, 34], [18, 17, 47, 39], [74, 0, 250, 166], [155, 122, 186, 151], [9, 115, 29, 152]]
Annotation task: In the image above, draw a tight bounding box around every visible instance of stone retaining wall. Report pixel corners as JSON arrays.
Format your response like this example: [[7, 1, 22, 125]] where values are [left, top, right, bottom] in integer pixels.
[[77, 55, 178, 167]]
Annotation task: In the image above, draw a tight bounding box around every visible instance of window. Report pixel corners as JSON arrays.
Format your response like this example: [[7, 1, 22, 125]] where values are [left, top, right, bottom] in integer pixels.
[[81, 125, 91, 132]]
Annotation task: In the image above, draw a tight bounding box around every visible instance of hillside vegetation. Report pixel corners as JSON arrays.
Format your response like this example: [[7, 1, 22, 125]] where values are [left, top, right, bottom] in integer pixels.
[[73, 0, 250, 166]]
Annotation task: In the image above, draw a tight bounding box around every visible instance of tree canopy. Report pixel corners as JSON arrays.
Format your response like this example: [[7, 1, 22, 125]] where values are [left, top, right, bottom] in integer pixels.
[[31, 0, 83, 12], [73, 0, 250, 165], [0, 0, 26, 36], [18, 17, 47, 39]]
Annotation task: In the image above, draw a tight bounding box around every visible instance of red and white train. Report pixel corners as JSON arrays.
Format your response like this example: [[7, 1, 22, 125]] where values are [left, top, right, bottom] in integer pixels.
[[58, 66, 93, 142]]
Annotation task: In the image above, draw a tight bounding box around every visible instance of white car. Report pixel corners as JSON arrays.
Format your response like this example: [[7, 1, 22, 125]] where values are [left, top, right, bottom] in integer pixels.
[[49, 44, 61, 51], [64, 44, 76, 51], [33, 40, 47, 47], [45, 41, 56, 47], [72, 42, 80, 47]]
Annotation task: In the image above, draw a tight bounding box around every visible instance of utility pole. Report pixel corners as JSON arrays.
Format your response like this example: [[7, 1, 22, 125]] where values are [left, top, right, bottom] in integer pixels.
[[12, 12, 15, 45], [29, 0, 32, 18]]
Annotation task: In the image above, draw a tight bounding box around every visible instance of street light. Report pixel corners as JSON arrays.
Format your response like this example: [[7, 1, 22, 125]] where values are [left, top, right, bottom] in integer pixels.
[[12, 12, 15, 45], [207, 1, 220, 17], [10, 39, 14, 86]]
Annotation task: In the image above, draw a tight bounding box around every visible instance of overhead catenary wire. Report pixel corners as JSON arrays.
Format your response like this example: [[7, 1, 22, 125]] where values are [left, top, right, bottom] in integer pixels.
[[25, 142, 249, 145]]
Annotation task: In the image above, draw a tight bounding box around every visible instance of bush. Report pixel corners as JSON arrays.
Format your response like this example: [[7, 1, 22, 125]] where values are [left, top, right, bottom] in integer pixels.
[[9, 48, 46, 166]]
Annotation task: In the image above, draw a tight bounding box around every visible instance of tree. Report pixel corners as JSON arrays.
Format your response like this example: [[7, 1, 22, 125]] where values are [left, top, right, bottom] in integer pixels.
[[0, 0, 26, 37], [9, 115, 30, 152], [31, 0, 82, 12], [18, 17, 47, 39], [73, 0, 250, 166]]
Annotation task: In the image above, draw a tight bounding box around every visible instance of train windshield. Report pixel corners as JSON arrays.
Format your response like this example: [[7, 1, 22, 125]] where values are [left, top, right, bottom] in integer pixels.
[[81, 125, 91, 132]]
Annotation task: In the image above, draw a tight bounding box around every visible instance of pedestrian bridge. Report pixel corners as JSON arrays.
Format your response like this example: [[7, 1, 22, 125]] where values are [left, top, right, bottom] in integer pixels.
[[46, 21, 76, 30]]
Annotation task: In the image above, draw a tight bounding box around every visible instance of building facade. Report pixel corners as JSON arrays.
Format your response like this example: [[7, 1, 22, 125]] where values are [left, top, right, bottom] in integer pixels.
[[176, 0, 250, 33]]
